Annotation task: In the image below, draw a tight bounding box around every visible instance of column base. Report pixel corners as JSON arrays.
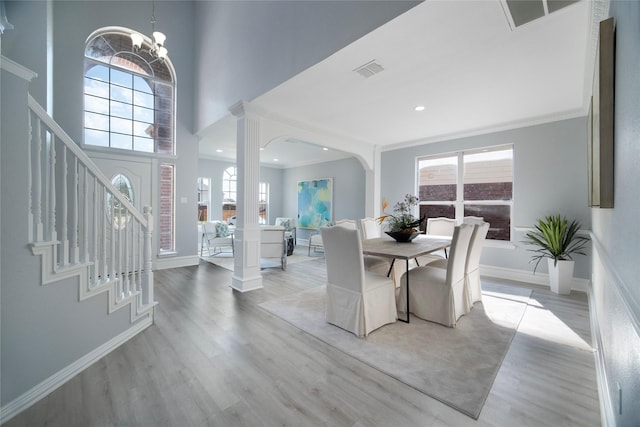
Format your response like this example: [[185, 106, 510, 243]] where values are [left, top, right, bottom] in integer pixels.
[[231, 274, 263, 292]]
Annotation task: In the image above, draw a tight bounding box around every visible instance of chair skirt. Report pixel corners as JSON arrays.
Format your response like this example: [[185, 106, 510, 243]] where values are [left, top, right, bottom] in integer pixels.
[[466, 268, 483, 307], [326, 273, 397, 337], [397, 266, 468, 327]]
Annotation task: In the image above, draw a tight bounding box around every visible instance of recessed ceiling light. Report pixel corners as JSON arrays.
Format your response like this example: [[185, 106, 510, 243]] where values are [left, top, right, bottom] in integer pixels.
[[273, 158, 279, 162], [415, 105, 425, 112], [216, 149, 223, 153], [260, 147, 264, 151], [322, 147, 329, 151]]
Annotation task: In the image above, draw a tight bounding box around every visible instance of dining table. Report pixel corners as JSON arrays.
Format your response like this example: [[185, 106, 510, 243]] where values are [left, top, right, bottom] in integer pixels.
[[361, 234, 451, 323]]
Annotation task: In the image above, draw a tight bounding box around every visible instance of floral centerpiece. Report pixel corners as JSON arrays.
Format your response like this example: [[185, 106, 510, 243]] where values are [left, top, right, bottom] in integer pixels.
[[377, 194, 424, 242]]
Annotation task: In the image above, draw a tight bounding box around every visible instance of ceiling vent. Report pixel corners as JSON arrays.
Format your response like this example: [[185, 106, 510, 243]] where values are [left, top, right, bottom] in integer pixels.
[[353, 60, 384, 78]]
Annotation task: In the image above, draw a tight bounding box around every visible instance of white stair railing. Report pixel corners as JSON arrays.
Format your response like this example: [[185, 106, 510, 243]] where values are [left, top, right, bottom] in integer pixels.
[[27, 94, 154, 319]]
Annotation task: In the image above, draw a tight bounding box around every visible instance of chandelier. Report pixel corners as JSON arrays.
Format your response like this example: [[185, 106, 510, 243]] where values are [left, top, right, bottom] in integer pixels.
[[130, 0, 167, 61]]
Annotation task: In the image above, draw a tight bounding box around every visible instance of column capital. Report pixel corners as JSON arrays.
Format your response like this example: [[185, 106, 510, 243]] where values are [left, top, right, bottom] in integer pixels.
[[229, 100, 261, 118]]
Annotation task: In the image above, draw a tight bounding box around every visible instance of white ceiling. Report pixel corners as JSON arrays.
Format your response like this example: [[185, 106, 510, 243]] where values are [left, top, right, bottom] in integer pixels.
[[198, 0, 595, 168]]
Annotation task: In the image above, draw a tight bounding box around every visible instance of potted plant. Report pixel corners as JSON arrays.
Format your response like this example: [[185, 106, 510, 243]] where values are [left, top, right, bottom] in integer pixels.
[[523, 214, 589, 294], [377, 194, 424, 242]]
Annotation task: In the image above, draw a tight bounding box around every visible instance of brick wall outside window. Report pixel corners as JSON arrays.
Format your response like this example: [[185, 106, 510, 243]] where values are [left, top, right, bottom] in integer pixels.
[[159, 164, 175, 252]]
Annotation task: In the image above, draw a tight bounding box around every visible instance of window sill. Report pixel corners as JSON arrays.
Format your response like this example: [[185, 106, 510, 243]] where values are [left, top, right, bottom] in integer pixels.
[[158, 251, 177, 257], [483, 240, 517, 250]]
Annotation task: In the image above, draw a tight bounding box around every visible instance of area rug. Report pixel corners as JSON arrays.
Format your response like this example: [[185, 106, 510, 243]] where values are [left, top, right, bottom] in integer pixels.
[[201, 246, 319, 271], [258, 280, 532, 419]]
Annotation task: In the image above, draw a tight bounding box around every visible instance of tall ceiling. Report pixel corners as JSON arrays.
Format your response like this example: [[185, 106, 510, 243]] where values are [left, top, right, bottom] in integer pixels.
[[199, 0, 597, 168]]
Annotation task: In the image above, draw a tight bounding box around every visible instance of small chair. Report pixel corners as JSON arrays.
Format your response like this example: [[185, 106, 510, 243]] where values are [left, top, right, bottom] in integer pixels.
[[260, 226, 287, 270], [200, 221, 234, 257], [359, 217, 381, 240], [397, 223, 474, 327], [321, 226, 397, 337], [308, 231, 325, 256]]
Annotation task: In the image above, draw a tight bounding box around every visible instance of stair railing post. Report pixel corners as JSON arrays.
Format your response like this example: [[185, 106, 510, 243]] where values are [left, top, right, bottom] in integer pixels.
[[143, 206, 154, 308]]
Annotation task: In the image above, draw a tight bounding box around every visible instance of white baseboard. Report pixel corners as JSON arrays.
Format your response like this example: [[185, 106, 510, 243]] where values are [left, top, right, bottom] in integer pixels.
[[154, 255, 199, 270], [0, 317, 153, 424], [480, 264, 589, 293]]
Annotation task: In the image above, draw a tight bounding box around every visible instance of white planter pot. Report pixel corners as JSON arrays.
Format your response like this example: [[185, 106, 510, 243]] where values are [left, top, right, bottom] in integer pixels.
[[547, 258, 574, 295]]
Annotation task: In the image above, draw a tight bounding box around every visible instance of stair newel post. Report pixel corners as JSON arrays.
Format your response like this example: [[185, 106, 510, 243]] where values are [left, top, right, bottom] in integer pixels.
[[143, 206, 154, 308], [61, 144, 69, 266], [34, 116, 43, 242]]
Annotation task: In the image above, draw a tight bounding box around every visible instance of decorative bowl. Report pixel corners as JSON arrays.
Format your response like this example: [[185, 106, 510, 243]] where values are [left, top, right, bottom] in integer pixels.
[[385, 231, 420, 242]]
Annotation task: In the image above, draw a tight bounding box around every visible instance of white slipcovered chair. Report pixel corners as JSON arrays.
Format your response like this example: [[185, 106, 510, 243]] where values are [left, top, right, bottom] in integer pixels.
[[422, 221, 490, 311], [321, 226, 397, 337], [260, 226, 287, 270], [426, 217, 456, 236], [423, 216, 456, 260], [358, 217, 396, 278], [200, 221, 234, 257], [359, 217, 381, 240], [463, 221, 489, 307], [397, 223, 474, 327]]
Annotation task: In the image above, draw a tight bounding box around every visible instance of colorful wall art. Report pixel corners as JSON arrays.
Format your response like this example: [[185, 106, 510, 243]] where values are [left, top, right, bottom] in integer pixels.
[[297, 178, 333, 228]]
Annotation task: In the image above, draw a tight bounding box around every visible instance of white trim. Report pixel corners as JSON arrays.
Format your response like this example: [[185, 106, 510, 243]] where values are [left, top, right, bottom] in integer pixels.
[[231, 274, 263, 292], [588, 231, 640, 337], [0, 317, 153, 424], [0, 55, 37, 81], [586, 230, 639, 427], [587, 285, 615, 427], [154, 255, 199, 270], [480, 264, 589, 293]]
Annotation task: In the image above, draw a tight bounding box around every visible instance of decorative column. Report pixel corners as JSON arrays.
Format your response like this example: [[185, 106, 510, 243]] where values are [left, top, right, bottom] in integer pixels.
[[365, 145, 382, 218], [229, 101, 262, 292]]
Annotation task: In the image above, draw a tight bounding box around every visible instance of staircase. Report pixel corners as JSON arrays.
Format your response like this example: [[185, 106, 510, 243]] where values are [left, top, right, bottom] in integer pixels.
[[26, 95, 155, 322], [1, 56, 155, 422]]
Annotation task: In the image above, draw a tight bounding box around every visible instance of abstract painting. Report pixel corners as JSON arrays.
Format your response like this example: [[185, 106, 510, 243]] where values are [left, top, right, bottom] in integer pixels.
[[297, 178, 332, 228]]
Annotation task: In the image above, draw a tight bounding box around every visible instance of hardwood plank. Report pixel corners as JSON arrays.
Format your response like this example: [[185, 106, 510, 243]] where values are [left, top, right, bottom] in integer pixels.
[[5, 258, 600, 426]]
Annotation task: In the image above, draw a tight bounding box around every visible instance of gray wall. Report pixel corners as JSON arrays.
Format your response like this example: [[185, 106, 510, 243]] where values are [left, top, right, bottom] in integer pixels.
[[591, 1, 640, 424], [283, 157, 366, 241], [193, 0, 419, 132], [198, 158, 284, 224], [381, 117, 592, 279], [2, 1, 48, 106]]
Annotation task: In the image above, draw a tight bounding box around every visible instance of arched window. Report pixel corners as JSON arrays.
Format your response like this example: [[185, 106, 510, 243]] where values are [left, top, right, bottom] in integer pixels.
[[83, 28, 175, 154]]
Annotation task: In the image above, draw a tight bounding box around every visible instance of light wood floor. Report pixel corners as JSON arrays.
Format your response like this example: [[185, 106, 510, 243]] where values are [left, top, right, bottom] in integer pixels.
[[6, 257, 601, 426]]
